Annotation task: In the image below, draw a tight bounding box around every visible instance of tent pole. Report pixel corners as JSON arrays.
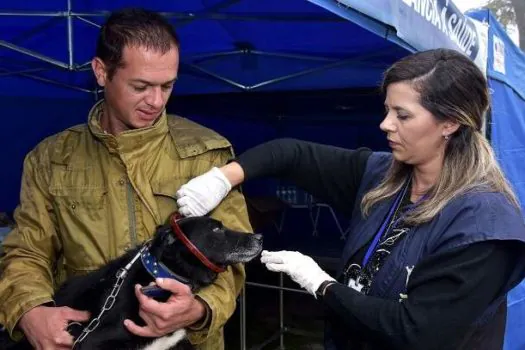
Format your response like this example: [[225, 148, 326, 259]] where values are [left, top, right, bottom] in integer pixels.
[[0, 69, 91, 93], [187, 50, 244, 63], [75, 16, 101, 28], [0, 11, 66, 17], [0, 40, 69, 69], [77, 61, 93, 70], [251, 50, 336, 62], [0, 11, 344, 21], [67, 0, 74, 70], [248, 57, 386, 90], [183, 63, 248, 90], [0, 68, 47, 77]]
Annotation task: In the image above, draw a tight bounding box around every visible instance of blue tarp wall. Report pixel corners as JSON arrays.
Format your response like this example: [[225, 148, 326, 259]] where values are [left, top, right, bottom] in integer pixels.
[[469, 9, 525, 350], [469, 9, 525, 218]]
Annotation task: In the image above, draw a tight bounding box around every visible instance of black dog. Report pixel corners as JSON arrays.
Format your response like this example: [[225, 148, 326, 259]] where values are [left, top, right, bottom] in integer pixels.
[[2, 214, 263, 349]]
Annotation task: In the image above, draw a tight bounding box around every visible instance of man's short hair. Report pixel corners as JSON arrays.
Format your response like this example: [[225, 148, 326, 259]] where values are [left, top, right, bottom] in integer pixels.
[[96, 8, 180, 79]]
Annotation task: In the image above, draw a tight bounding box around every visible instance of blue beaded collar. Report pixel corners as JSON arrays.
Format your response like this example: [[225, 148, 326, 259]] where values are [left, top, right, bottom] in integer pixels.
[[140, 247, 190, 285]]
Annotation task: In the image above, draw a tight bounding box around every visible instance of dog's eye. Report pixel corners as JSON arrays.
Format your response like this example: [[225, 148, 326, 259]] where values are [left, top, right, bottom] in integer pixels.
[[212, 226, 221, 233]]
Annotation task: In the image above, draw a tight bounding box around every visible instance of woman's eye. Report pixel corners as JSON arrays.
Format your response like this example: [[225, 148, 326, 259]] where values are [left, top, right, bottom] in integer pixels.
[[398, 114, 409, 120]]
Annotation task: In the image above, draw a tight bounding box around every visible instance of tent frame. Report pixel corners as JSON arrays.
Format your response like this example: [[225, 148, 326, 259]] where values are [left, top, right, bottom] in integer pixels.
[[0, 1, 410, 95]]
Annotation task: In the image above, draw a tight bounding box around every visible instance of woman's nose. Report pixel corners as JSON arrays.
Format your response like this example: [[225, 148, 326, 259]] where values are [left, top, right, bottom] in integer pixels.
[[380, 113, 396, 133]]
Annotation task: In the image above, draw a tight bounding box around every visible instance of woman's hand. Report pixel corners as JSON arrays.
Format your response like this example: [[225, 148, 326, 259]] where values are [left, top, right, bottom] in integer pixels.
[[176, 167, 233, 217], [261, 250, 335, 296]]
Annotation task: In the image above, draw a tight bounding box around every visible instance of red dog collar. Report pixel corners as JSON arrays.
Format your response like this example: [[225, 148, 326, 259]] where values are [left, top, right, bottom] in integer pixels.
[[170, 214, 226, 273]]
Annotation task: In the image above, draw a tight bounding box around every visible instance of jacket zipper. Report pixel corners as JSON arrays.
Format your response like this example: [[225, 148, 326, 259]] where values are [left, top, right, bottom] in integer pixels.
[[126, 181, 137, 247]]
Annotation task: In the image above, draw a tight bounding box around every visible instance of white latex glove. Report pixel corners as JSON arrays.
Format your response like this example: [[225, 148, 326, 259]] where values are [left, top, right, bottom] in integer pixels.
[[175, 167, 232, 217], [260, 250, 335, 296]]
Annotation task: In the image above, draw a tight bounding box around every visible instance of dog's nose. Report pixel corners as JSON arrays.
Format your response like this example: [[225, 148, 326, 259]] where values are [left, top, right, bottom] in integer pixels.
[[252, 234, 263, 241]]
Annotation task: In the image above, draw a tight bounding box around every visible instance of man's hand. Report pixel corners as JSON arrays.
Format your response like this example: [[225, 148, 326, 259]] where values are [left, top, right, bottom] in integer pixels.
[[124, 278, 206, 337], [18, 305, 90, 350], [261, 250, 335, 296]]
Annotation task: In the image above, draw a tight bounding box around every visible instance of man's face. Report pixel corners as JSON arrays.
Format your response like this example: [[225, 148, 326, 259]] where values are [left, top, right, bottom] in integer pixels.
[[93, 45, 179, 133]]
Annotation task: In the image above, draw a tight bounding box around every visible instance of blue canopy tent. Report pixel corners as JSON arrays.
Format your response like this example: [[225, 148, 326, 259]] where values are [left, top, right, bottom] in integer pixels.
[[0, 0, 416, 213], [1, 0, 524, 348], [0, 0, 491, 225], [467, 9, 525, 350]]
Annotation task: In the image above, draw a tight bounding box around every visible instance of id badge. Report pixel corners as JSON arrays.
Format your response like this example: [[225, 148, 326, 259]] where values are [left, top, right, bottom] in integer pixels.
[[348, 277, 364, 292]]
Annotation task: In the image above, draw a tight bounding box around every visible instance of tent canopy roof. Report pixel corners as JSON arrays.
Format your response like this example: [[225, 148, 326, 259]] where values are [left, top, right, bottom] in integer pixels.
[[0, 0, 411, 97]]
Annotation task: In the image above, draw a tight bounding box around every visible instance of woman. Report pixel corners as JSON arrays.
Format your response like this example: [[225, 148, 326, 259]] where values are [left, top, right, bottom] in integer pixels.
[[175, 49, 525, 349]]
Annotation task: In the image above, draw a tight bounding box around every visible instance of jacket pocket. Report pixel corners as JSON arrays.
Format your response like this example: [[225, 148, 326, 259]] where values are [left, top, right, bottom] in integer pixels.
[[51, 187, 107, 210], [49, 186, 109, 270], [151, 178, 188, 224]]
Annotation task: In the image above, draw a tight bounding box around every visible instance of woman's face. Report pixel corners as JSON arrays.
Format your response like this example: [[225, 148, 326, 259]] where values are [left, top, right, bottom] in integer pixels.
[[380, 81, 454, 166]]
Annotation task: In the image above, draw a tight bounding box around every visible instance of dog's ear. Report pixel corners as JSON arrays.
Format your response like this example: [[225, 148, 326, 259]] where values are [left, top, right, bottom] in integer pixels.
[[150, 225, 177, 259], [157, 232, 176, 258]]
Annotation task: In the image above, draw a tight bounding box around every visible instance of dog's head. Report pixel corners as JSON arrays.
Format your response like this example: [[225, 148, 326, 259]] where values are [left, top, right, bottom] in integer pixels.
[[147, 216, 263, 290]]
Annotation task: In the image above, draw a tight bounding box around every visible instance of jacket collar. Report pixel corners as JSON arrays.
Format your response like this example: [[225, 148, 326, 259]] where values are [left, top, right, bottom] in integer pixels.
[[87, 99, 169, 156]]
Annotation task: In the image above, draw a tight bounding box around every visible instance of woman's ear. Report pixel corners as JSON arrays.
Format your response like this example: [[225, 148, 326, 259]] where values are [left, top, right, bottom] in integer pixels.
[[442, 120, 460, 138]]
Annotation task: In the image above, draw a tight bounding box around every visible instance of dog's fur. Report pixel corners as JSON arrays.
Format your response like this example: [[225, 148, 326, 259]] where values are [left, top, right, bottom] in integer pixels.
[[2, 216, 263, 350]]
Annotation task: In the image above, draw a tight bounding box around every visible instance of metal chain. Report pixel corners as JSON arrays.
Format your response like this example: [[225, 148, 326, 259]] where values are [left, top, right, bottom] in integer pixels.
[[72, 244, 148, 349], [72, 268, 127, 348]]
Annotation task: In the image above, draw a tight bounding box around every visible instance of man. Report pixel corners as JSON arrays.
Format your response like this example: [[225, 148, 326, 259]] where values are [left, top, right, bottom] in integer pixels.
[[0, 8, 251, 349]]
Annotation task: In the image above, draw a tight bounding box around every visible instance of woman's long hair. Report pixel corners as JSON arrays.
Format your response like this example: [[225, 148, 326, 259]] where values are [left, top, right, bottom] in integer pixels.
[[362, 49, 519, 225]]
